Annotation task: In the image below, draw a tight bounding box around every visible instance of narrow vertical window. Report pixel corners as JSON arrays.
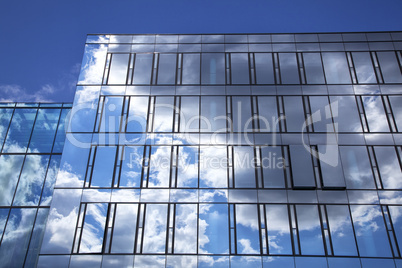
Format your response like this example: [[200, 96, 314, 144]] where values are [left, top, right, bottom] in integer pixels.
[[201, 53, 225, 84], [108, 54, 129, 84]]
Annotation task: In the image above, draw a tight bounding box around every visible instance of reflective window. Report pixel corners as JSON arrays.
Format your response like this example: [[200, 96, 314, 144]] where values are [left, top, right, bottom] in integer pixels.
[[174, 204, 197, 253], [180, 97, 199, 132], [265, 205, 292, 254], [40, 155, 62, 205], [52, 109, 69, 152], [201, 53, 225, 84], [322, 52, 351, 84], [290, 145, 315, 188], [339, 146, 376, 189], [326, 205, 358, 256], [257, 97, 279, 132], [126, 96, 149, 132], [142, 204, 168, 253], [284, 96, 305, 132], [132, 54, 153, 84], [231, 53, 250, 84], [29, 109, 60, 153], [153, 97, 174, 132], [309, 96, 333, 132], [296, 205, 325, 255], [234, 146, 256, 188], [24, 208, 49, 267], [261, 147, 285, 188], [255, 53, 275, 84], [108, 54, 129, 84], [0, 109, 13, 148], [99, 97, 123, 132], [352, 52, 377, 83], [200, 96, 227, 132], [90, 146, 116, 187], [120, 146, 143, 187], [377, 52, 402, 83], [362, 96, 389, 132], [232, 97, 252, 132], [236, 210, 261, 256], [157, 54, 177, 84], [317, 145, 346, 189], [350, 205, 392, 257], [388, 206, 402, 255], [374, 147, 402, 189], [389, 96, 402, 131], [279, 53, 300, 84], [200, 146, 228, 188], [111, 204, 138, 253], [330, 96, 362, 132], [182, 54, 201, 84], [0, 155, 24, 205], [303, 53, 325, 84], [177, 146, 198, 188], [149, 146, 171, 187], [79, 203, 108, 253]]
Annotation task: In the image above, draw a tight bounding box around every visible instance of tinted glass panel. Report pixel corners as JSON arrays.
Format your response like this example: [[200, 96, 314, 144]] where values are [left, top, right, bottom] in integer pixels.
[[153, 97, 174, 132], [127, 96, 149, 132], [265, 205, 292, 254], [149, 146, 171, 187], [352, 52, 377, 83], [235, 205, 260, 254], [200, 96, 227, 132], [91, 146, 116, 187], [318, 145, 346, 189], [0, 109, 13, 148], [289, 146, 315, 189], [40, 155, 62, 206], [29, 109, 60, 153], [296, 205, 325, 255], [201, 53, 225, 84], [322, 52, 351, 84], [182, 54, 200, 84], [258, 97, 279, 132], [52, 109, 69, 152], [174, 204, 197, 253], [374, 147, 402, 189], [377, 52, 402, 83], [157, 54, 177, 84], [99, 97, 123, 132], [132, 54, 153, 84], [143, 204, 168, 253], [388, 206, 402, 255], [111, 204, 138, 253], [309, 96, 333, 132], [232, 97, 252, 132], [279, 53, 299, 84], [200, 146, 228, 188], [3, 108, 36, 152], [177, 146, 198, 187], [284, 96, 305, 132], [261, 147, 285, 188], [389, 96, 402, 131], [108, 54, 129, 84], [362, 96, 389, 132], [180, 97, 199, 132], [330, 96, 362, 132], [303, 53, 325, 84], [79, 203, 108, 253], [0, 155, 25, 205], [234, 146, 256, 188], [231, 53, 249, 84], [255, 53, 275, 84], [24, 208, 49, 267], [120, 146, 143, 187]]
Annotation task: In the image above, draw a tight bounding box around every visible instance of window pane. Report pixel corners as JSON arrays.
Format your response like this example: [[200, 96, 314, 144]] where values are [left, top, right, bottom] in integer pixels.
[[303, 53, 325, 84], [284, 96, 305, 132], [153, 97, 174, 132], [279, 53, 299, 84], [40, 155, 62, 206], [261, 147, 285, 188], [29, 109, 60, 153], [180, 97, 199, 132], [389, 96, 402, 132], [149, 146, 171, 187], [91, 146, 117, 187], [201, 53, 225, 84], [289, 145, 315, 188], [236, 205, 260, 254], [232, 97, 252, 132], [79, 203, 108, 253], [339, 146, 376, 189], [255, 53, 275, 84], [330, 96, 362, 132], [317, 145, 346, 189], [388, 206, 402, 255], [127, 96, 149, 132], [352, 52, 376, 83], [322, 52, 351, 84], [296, 205, 325, 255], [120, 146, 143, 187], [309, 96, 333, 132], [108, 54, 129, 84], [174, 204, 197, 253], [326, 205, 358, 256], [182, 54, 200, 84], [199, 204, 229, 254], [350, 205, 392, 257], [3, 108, 37, 152], [177, 146, 198, 188], [24, 208, 49, 267], [0, 155, 25, 205], [200, 96, 227, 132], [200, 146, 228, 188], [52, 109, 69, 152], [265, 205, 292, 254], [374, 147, 402, 189], [157, 54, 177, 84], [0, 109, 13, 148], [231, 53, 250, 84], [377, 52, 402, 83], [132, 54, 153, 84], [258, 97, 279, 132], [362, 96, 389, 132], [234, 146, 256, 188], [143, 204, 168, 253], [111, 204, 138, 253], [99, 97, 123, 132]]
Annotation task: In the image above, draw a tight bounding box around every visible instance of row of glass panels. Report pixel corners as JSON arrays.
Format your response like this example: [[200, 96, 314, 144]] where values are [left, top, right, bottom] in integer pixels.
[[102, 52, 402, 85], [70, 95, 402, 133]]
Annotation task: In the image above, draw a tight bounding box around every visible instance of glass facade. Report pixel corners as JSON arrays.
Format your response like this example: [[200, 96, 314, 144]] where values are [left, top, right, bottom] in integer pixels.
[[2, 32, 402, 267]]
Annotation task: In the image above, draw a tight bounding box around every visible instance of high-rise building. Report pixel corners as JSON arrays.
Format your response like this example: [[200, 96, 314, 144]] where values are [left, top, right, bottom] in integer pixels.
[[1, 32, 402, 267]]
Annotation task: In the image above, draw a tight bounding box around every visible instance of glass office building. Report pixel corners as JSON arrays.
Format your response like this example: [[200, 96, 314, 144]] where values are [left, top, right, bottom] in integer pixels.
[[2, 32, 402, 267]]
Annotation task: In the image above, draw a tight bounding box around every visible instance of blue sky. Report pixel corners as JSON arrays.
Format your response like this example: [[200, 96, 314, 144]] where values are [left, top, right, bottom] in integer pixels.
[[0, 0, 401, 102]]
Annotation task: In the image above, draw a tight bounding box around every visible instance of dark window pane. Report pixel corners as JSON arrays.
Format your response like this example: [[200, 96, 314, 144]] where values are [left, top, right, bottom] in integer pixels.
[[200, 96, 227, 132], [389, 96, 402, 131], [120, 146, 143, 187], [111, 204, 138, 253], [322, 52, 351, 84], [255, 53, 275, 84], [284, 96, 305, 132], [326, 205, 358, 256], [0, 155, 25, 205], [153, 97, 174, 132], [200, 146, 228, 188], [143, 204, 168, 253], [350, 205, 392, 257], [91, 146, 117, 187], [317, 145, 345, 189], [99, 97, 123, 132], [182, 54, 200, 84], [108, 54, 129, 84], [231, 53, 250, 84], [303, 53, 325, 84], [79, 203, 108, 253], [362, 96, 389, 132], [377, 52, 402, 83], [127, 96, 149, 132], [279, 53, 299, 84], [309, 96, 334, 132], [374, 147, 402, 189], [157, 54, 177, 84], [174, 204, 197, 253], [290, 145, 315, 189], [352, 52, 377, 83], [258, 96, 279, 132], [265, 205, 292, 254], [180, 97, 199, 132], [29, 109, 60, 153], [261, 147, 285, 188], [232, 97, 252, 132], [296, 205, 325, 255], [201, 53, 225, 84], [330, 96, 362, 132], [132, 54, 153, 84], [177, 146, 198, 188], [339, 146, 376, 189], [234, 146, 256, 188]]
